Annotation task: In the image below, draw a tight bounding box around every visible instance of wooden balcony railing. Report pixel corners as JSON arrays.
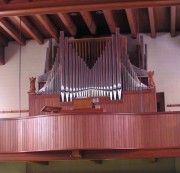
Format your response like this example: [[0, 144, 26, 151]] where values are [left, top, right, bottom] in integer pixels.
[[0, 111, 179, 153]]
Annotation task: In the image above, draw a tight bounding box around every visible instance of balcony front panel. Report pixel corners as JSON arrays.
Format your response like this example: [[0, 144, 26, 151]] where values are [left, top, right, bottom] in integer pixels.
[[0, 112, 179, 153]]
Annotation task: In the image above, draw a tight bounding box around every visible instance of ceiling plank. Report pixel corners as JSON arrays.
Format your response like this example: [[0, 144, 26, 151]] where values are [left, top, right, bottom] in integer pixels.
[[125, 9, 137, 38], [35, 14, 58, 41], [13, 16, 44, 44], [103, 10, 116, 33], [0, 18, 25, 45], [148, 7, 156, 38], [57, 13, 77, 36], [0, 0, 180, 17], [170, 6, 176, 37], [80, 11, 96, 35]]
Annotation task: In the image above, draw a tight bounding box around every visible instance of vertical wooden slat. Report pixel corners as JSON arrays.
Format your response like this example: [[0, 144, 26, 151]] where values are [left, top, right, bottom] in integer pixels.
[[0, 112, 180, 152]]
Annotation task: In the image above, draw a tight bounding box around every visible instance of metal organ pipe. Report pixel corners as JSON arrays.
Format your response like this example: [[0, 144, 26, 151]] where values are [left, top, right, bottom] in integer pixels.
[[38, 29, 147, 102]]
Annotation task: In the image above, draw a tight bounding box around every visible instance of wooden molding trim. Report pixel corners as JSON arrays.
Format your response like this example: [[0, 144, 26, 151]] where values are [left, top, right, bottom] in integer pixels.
[[167, 104, 180, 107], [0, 110, 29, 114], [0, 148, 180, 161]]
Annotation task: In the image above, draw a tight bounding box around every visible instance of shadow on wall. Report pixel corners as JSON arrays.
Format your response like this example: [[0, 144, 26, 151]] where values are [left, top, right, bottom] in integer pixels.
[[4, 42, 21, 64]]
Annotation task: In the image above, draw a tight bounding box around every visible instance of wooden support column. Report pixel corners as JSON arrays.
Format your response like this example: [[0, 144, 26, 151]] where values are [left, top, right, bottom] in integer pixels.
[[170, 6, 176, 37], [148, 7, 156, 38]]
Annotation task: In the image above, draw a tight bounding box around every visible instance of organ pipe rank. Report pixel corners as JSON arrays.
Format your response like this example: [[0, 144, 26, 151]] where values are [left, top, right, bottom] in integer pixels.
[[38, 28, 147, 102]]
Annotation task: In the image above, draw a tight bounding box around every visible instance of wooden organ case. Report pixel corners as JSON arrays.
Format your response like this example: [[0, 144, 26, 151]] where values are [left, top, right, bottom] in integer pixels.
[[29, 29, 156, 116]]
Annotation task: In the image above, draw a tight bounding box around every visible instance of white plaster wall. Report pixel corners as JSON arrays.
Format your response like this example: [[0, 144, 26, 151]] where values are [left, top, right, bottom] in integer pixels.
[[0, 40, 48, 118], [143, 33, 180, 111], [0, 162, 26, 173], [27, 158, 176, 173]]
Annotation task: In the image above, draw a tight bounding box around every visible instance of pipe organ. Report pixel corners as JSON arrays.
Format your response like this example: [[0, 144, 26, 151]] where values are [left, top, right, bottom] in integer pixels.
[[38, 29, 147, 102]]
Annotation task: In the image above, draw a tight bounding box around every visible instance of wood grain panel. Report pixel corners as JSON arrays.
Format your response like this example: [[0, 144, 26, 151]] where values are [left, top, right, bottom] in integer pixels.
[[100, 88, 156, 113], [29, 94, 73, 116], [29, 88, 156, 116], [0, 111, 180, 153]]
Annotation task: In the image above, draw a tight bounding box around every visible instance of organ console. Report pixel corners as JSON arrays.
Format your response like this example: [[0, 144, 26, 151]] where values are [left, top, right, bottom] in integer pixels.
[[29, 28, 156, 116]]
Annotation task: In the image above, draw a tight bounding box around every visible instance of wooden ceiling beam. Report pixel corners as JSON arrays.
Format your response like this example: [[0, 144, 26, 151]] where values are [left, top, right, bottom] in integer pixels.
[[0, 18, 25, 45], [1, 0, 179, 17], [80, 11, 96, 35], [170, 6, 176, 37], [35, 14, 58, 41], [148, 7, 156, 38], [13, 16, 44, 44], [103, 10, 116, 33], [125, 9, 137, 38], [57, 13, 77, 36]]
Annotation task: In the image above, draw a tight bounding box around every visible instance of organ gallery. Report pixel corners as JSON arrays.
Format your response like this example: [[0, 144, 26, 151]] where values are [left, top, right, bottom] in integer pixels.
[[29, 28, 156, 116]]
